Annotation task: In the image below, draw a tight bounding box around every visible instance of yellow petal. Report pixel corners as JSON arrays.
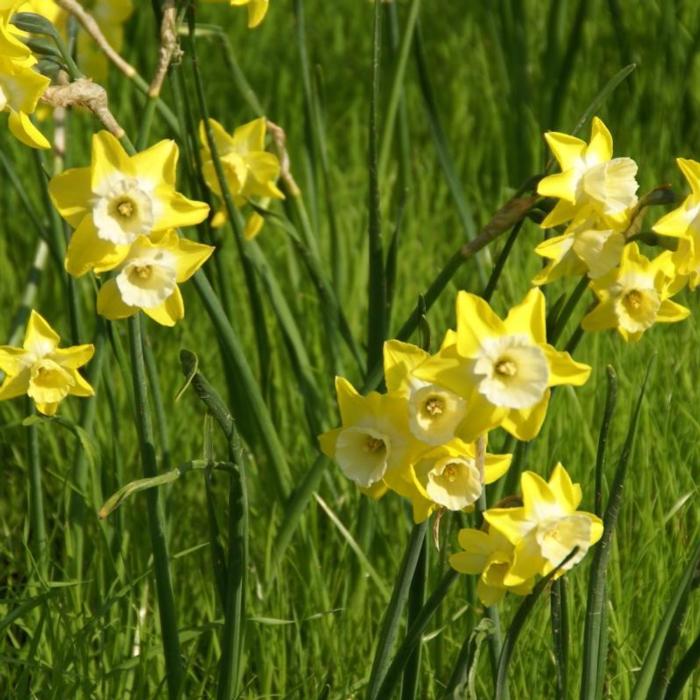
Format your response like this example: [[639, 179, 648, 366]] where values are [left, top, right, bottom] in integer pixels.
[[23, 309, 59, 354], [504, 288, 547, 344], [247, 0, 268, 27], [477, 578, 507, 605], [172, 236, 215, 283], [232, 117, 266, 152], [500, 391, 549, 442], [677, 157, 700, 198], [503, 533, 546, 586], [49, 344, 95, 369], [459, 392, 509, 443], [543, 346, 591, 386], [541, 199, 578, 228], [521, 470, 559, 517], [153, 187, 210, 230], [65, 217, 127, 277], [537, 169, 580, 204], [68, 369, 95, 397], [483, 452, 512, 485], [143, 287, 185, 326], [96, 278, 136, 321], [359, 480, 389, 500], [543, 131, 586, 171], [48, 166, 92, 228], [318, 428, 341, 458], [586, 116, 613, 164], [8, 110, 50, 149], [244, 212, 264, 240], [455, 292, 506, 357], [383, 339, 429, 394], [581, 300, 617, 332], [0, 369, 30, 401], [131, 139, 178, 187], [413, 345, 472, 398], [656, 299, 690, 323], [483, 506, 532, 545], [91, 131, 134, 190], [35, 400, 59, 416], [0, 346, 29, 375], [534, 232, 573, 261], [652, 198, 695, 239], [547, 462, 582, 512]]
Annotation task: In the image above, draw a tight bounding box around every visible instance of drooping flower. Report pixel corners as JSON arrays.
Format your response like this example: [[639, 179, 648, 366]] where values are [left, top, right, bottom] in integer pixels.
[[319, 377, 422, 493], [415, 289, 591, 442], [484, 464, 603, 586], [581, 242, 689, 341], [407, 438, 511, 523], [450, 526, 534, 605], [0, 310, 94, 415], [96, 230, 214, 327], [201, 0, 269, 28], [0, 9, 50, 148], [537, 117, 638, 228], [199, 117, 284, 237], [48, 131, 209, 277], [533, 209, 626, 285]]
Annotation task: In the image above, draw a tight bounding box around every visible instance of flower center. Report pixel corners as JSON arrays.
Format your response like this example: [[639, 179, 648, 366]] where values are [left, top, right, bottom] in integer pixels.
[[495, 358, 517, 377], [442, 462, 459, 482], [623, 289, 642, 310], [132, 264, 153, 280], [365, 436, 386, 454], [116, 198, 135, 219], [424, 397, 444, 416]]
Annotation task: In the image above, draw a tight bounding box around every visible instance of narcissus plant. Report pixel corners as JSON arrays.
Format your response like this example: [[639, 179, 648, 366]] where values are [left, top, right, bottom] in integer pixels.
[[0, 310, 94, 415], [582, 242, 689, 341], [537, 116, 638, 228], [48, 131, 209, 277], [414, 289, 591, 442], [201, 0, 269, 28]]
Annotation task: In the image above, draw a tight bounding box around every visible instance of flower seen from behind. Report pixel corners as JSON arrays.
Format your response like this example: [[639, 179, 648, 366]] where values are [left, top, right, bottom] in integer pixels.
[[0, 310, 94, 415], [201, 0, 269, 28]]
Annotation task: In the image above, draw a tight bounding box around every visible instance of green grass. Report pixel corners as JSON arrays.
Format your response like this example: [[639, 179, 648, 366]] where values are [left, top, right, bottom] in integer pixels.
[[1, 0, 699, 697]]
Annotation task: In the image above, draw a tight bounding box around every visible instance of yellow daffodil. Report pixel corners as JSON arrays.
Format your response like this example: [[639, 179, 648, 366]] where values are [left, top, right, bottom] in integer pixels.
[[0, 9, 50, 148], [652, 158, 700, 289], [484, 464, 603, 586], [319, 377, 422, 492], [414, 289, 591, 442], [201, 0, 269, 28], [199, 117, 284, 237], [383, 339, 467, 446], [582, 242, 689, 341], [49, 131, 209, 277], [537, 117, 638, 228], [95, 230, 214, 327], [407, 438, 511, 523], [449, 527, 534, 605], [533, 210, 626, 285], [0, 310, 94, 415]]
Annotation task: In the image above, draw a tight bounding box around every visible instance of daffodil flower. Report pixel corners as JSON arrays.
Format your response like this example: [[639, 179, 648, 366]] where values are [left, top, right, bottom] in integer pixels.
[[484, 464, 603, 586], [582, 242, 689, 341], [0, 310, 94, 415], [0, 13, 50, 149], [383, 339, 467, 445], [319, 377, 422, 491], [537, 117, 638, 228], [414, 289, 591, 442], [96, 230, 215, 327], [449, 527, 534, 605], [652, 158, 700, 289], [407, 438, 511, 523], [533, 210, 626, 285], [201, 0, 269, 28], [49, 132, 210, 277], [199, 117, 284, 237]]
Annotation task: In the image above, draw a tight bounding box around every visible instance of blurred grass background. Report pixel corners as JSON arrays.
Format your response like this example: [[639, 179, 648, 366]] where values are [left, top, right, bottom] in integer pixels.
[[1, 0, 699, 697]]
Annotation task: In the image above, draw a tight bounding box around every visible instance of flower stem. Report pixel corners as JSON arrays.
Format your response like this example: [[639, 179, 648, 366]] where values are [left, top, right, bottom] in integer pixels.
[[127, 314, 183, 699], [26, 402, 47, 580]]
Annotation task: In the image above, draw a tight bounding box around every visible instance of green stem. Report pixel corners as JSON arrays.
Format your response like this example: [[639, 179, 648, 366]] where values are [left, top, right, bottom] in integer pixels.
[[401, 531, 427, 700], [127, 314, 183, 699], [26, 402, 47, 580], [551, 578, 569, 699]]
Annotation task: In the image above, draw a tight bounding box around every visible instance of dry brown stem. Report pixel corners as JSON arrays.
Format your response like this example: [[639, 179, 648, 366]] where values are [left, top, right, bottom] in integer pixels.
[[149, 0, 180, 97], [266, 119, 301, 197]]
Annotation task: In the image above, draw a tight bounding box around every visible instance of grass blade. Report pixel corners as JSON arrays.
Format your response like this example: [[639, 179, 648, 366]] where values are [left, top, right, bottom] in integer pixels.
[[551, 577, 570, 699], [366, 522, 428, 700], [664, 631, 700, 700]]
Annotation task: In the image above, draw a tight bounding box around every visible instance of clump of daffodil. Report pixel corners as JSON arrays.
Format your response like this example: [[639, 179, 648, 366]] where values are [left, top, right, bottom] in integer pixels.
[[96, 230, 214, 327], [48, 131, 209, 277], [0, 310, 94, 415], [199, 117, 284, 239], [201, 0, 269, 28], [319, 377, 423, 497], [653, 157, 700, 289], [537, 116, 638, 228], [0, 8, 50, 148], [450, 526, 534, 605], [533, 208, 627, 285], [407, 438, 511, 523], [581, 242, 689, 342], [484, 464, 603, 586], [414, 289, 591, 442]]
